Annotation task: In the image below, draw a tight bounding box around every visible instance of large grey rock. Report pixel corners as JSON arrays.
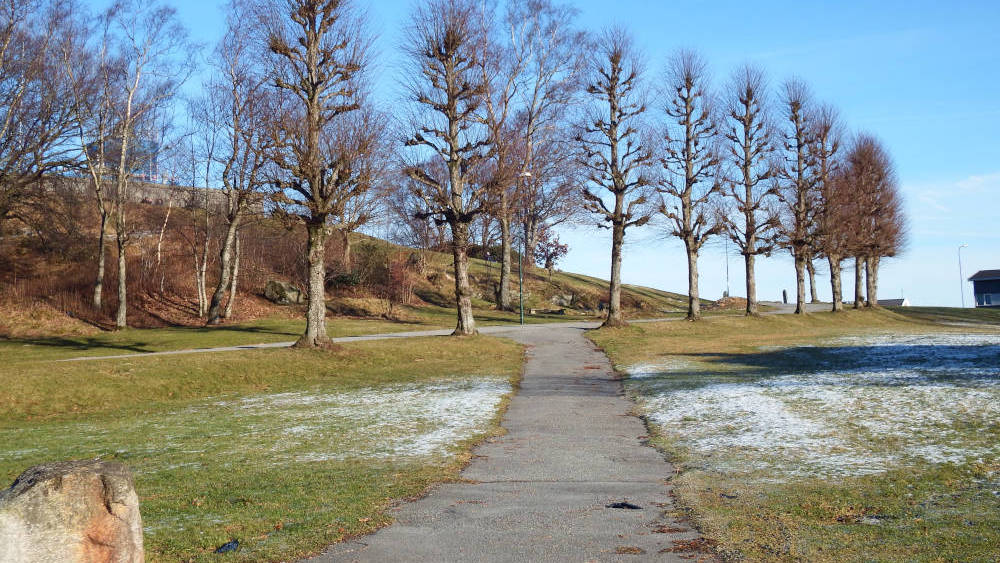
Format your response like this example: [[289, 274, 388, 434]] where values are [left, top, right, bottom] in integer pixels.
[[0, 460, 143, 563], [549, 293, 575, 307], [264, 279, 304, 305]]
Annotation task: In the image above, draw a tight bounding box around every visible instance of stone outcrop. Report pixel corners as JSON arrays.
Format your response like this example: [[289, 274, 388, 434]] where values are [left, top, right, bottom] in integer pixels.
[[264, 280, 305, 305], [549, 293, 575, 308], [0, 460, 143, 563]]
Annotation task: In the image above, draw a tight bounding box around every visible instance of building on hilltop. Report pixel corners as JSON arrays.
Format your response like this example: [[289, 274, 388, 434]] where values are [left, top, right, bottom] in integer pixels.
[[877, 298, 910, 307], [969, 270, 1000, 308]]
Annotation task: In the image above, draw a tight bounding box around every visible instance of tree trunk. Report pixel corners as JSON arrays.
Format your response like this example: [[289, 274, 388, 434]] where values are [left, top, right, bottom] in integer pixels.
[[206, 216, 241, 325], [194, 253, 205, 317], [223, 234, 240, 319], [853, 255, 864, 308], [524, 219, 539, 274], [296, 220, 331, 347], [450, 219, 476, 335], [794, 252, 806, 314], [865, 255, 880, 308], [334, 227, 351, 272], [807, 259, 820, 303], [115, 236, 127, 329], [156, 200, 173, 294], [497, 213, 512, 311], [603, 220, 626, 328], [197, 233, 209, 317], [480, 215, 491, 250], [94, 212, 107, 310], [829, 255, 843, 312], [745, 252, 757, 316], [685, 240, 701, 320]]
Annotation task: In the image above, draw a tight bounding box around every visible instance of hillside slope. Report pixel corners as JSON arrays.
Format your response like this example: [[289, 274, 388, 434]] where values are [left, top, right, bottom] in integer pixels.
[[340, 234, 696, 319]]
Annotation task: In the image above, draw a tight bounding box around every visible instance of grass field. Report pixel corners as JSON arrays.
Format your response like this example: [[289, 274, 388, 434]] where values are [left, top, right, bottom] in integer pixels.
[[0, 335, 524, 562], [590, 309, 1000, 562], [0, 302, 588, 363], [888, 305, 1000, 326]]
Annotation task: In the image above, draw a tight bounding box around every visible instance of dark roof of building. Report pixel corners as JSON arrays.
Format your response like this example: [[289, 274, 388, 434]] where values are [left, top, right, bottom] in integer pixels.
[[969, 269, 1000, 281], [878, 299, 907, 306]]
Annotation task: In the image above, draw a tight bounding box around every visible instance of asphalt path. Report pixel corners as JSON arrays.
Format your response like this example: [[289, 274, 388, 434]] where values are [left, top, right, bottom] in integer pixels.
[[59, 306, 829, 560], [306, 322, 711, 562], [57, 301, 831, 362], [57, 318, 678, 362]]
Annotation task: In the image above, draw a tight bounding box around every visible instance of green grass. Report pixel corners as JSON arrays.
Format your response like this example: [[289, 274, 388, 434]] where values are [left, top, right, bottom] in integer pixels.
[[0, 316, 442, 362], [588, 310, 1000, 562], [0, 336, 524, 561], [0, 304, 583, 363], [889, 305, 1000, 325], [671, 463, 1000, 562]]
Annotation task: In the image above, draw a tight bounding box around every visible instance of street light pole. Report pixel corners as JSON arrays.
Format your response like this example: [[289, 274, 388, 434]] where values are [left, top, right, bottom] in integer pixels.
[[958, 244, 969, 308]]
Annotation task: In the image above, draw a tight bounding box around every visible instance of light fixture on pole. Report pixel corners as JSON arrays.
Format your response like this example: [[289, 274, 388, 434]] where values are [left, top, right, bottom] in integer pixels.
[[518, 171, 532, 326], [958, 244, 969, 308]]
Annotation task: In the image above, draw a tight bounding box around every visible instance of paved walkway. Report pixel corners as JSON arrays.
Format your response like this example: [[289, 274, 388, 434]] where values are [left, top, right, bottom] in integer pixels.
[[306, 322, 710, 562], [58, 319, 676, 362]]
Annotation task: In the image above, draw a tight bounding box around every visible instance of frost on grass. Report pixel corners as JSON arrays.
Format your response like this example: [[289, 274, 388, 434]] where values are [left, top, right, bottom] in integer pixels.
[[629, 333, 1000, 480], [0, 378, 511, 472], [0, 377, 511, 537], [210, 379, 511, 462]]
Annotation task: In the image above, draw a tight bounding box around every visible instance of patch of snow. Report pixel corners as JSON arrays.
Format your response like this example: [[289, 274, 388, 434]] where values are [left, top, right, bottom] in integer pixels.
[[628, 333, 1000, 480], [628, 358, 697, 378], [223, 379, 511, 461]]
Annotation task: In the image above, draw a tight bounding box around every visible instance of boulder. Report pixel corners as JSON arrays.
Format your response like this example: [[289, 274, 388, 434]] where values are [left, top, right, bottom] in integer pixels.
[[0, 459, 143, 563], [549, 293, 574, 307], [264, 280, 304, 305]]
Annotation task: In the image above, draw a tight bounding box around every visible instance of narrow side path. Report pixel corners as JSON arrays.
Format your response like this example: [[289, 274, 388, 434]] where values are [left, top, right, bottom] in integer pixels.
[[56, 318, 680, 362], [307, 322, 710, 562]]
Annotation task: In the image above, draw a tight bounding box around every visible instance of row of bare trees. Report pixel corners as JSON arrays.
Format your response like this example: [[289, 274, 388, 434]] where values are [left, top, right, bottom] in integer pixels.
[[575, 28, 906, 324], [1, 0, 906, 344]]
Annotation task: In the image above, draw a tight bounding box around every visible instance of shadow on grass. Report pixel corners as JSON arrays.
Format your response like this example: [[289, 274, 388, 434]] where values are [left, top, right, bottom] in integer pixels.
[[187, 324, 300, 337], [646, 342, 1000, 387], [2, 323, 302, 356], [3, 336, 157, 354]]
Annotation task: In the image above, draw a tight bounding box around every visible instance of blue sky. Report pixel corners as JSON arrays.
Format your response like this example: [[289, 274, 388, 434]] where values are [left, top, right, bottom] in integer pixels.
[[91, 0, 1000, 306]]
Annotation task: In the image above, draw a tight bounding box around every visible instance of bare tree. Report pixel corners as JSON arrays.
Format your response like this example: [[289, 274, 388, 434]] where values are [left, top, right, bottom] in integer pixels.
[[222, 233, 241, 318], [259, 0, 373, 347], [658, 49, 721, 320], [533, 225, 567, 281], [60, 6, 119, 310], [401, 0, 491, 336], [204, 0, 270, 325], [517, 132, 582, 260], [576, 28, 653, 328], [0, 0, 76, 228], [841, 133, 905, 307], [475, 2, 522, 311], [718, 64, 779, 316], [388, 167, 450, 251], [809, 104, 846, 311], [103, 0, 194, 328], [181, 119, 217, 318], [805, 256, 820, 303], [485, 0, 585, 309], [777, 78, 816, 315]]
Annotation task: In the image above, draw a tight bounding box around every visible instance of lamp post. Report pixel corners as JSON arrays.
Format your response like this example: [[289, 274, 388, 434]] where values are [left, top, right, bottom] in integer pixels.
[[958, 244, 968, 308]]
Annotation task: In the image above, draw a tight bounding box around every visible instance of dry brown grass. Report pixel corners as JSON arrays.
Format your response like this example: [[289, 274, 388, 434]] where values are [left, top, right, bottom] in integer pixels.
[[0, 298, 99, 338]]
